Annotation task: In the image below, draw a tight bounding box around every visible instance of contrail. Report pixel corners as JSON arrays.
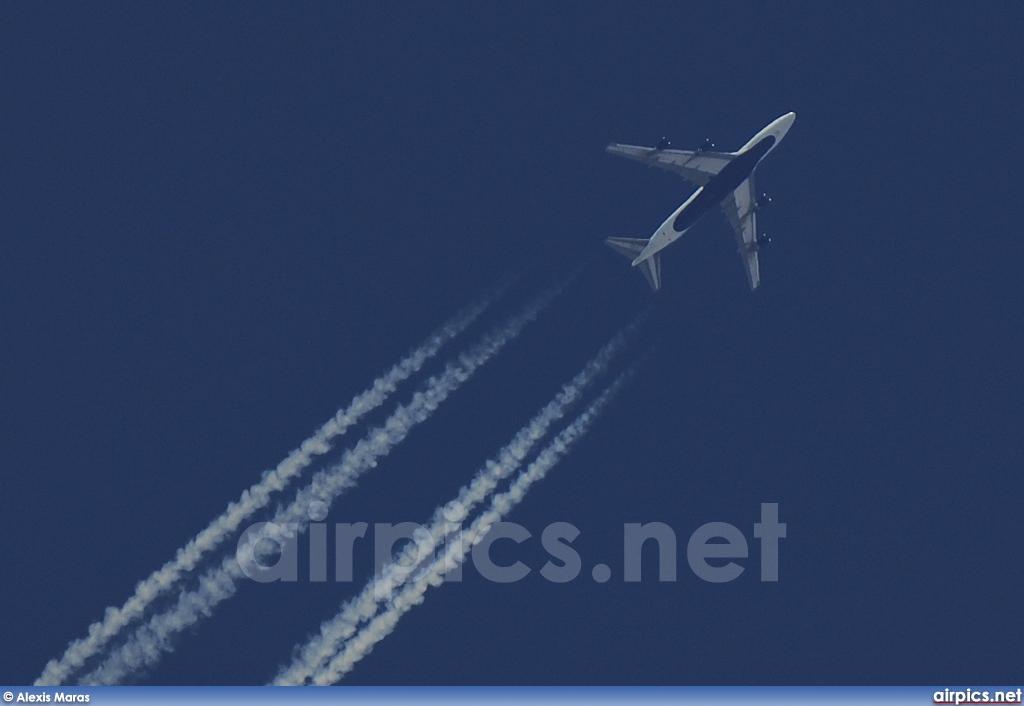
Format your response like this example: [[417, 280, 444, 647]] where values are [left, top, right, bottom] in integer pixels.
[[274, 320, 641, 685], [78, 286, 561, 686], [34, 294, 496, 687], [310, 370, 634, 684]]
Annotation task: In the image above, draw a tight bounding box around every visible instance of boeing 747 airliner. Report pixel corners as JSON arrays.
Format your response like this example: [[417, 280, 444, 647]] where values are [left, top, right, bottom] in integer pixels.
[[606, 112, 795, 290]]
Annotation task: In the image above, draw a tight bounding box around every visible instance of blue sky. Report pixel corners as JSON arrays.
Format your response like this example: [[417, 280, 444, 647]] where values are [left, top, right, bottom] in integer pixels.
[[2, 2, 1022, 686]]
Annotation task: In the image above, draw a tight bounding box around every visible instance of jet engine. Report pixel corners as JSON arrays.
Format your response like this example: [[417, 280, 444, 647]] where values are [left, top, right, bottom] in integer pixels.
[[755, 193, 772, 210], [697, 138, 715, 152], [756, 232, 772, 247]]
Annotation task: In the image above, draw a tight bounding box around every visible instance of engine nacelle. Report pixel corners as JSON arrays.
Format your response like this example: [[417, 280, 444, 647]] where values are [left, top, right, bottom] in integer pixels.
[[755, 193, 772, 210], [656, 137, 671, 151], [697, 137, 715, 153], [756, 233, 772, 247]]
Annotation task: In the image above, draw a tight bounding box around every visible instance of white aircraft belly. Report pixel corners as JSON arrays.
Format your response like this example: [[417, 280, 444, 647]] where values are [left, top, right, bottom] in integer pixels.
[[632, 189, 701, 265], [632, 226, 678, 265]]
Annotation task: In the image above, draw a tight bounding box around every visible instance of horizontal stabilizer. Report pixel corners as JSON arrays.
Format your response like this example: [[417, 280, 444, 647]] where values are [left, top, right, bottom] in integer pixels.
[[605, 237, 662, 291], [605, 237, 648, 260]]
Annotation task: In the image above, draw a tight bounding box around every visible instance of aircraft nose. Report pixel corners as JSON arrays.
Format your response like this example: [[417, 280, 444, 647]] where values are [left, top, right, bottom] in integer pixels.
[[773, 112, 796, 138]]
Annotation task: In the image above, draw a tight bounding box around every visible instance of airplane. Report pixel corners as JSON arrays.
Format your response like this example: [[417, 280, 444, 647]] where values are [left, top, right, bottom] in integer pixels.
[[605, 112, 795, 291]]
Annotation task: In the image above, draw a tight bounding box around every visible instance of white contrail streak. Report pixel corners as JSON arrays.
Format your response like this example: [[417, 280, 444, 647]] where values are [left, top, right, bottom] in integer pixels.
[[274, 321, 640, 685], [311, 370, 634, 685], [79, 287, 560, 686], [34, 295, 496, 687]]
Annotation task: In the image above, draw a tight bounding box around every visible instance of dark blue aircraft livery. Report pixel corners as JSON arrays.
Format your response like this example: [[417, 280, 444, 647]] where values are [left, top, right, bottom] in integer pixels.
[[606, 112, 795, 291]]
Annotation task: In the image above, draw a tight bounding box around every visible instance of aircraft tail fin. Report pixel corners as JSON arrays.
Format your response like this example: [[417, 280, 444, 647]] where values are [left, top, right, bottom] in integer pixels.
[[605, 237, 662, 291]]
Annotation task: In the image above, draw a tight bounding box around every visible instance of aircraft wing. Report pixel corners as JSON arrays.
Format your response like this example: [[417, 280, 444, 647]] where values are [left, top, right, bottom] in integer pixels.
[[720, 176, 761, 290], [606, 143, 735, 187]]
